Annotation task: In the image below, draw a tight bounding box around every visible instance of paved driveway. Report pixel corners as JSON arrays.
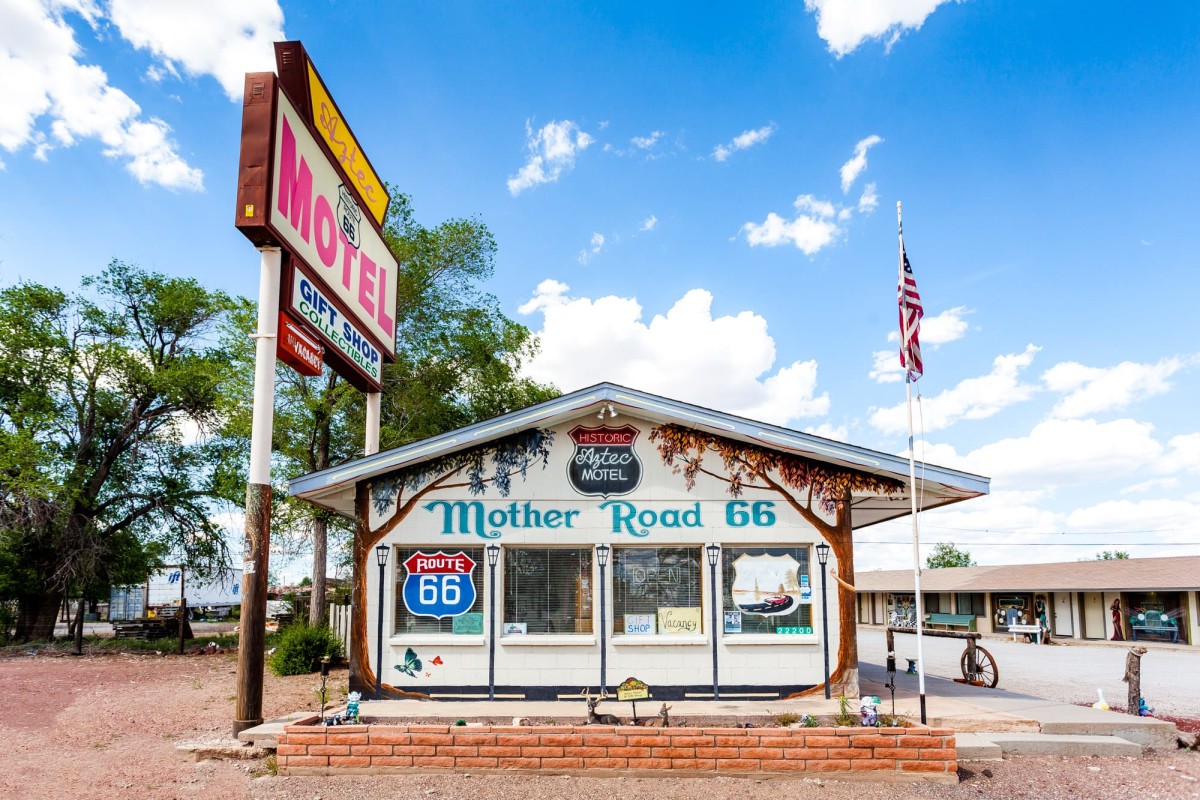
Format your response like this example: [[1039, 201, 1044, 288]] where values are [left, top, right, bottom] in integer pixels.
[[858, 626, 1196, 717]]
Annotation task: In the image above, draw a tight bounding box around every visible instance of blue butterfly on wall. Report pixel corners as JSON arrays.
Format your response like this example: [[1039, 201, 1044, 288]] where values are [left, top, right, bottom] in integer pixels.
[[394, 647, 422, 678]]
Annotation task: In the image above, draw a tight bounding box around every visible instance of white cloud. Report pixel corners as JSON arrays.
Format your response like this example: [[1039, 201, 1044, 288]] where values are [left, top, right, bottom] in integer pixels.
[[840, 134, 882, 193], [957, 417, 1164, 491], [869, 344, 1041, 433], [804, 422, 849, 442], [631, 130, 664, 150], [508, 119, 594, 195], [640, 215, 658, 232], [1160, 433, 1200, 475], [804, 0, 961, 57], [578, 232, 605, 264], [0, 0, 203, 189], [1121, 478, 1179, 495], [741, 194, 842, 255], [518, 280, 830, 426], [712, 124, 776, 162], [1041, 357, 1188, 419], [858, 182, 879, 213], [107, 0, 282, 101]]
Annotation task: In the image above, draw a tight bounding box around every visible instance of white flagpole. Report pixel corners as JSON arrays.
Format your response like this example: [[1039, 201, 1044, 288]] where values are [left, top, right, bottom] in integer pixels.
[[897, 201, 928, 725]]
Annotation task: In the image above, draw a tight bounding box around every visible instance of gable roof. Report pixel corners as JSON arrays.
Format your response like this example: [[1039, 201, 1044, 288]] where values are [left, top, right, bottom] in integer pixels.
[[288, 382, 989, 524], [855, 555, 1200, 593]]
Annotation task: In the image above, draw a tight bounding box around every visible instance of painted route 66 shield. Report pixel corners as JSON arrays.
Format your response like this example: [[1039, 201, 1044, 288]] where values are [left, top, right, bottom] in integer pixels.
[[567, 424, 643, 498], [402, 551, 477, 619]]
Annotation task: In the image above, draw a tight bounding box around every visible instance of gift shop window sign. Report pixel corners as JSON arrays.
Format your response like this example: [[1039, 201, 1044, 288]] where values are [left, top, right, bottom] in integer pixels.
[[401, 551, 478, 620]]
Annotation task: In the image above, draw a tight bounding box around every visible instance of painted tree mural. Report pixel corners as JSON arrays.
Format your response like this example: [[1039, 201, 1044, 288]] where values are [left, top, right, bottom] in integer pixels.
[[649, 424, 904, 696], [348, 429, 553, 695]]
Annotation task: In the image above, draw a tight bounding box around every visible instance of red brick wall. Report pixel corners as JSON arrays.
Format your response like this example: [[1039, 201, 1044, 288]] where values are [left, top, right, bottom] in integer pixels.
[[277, 719, 957, 782]]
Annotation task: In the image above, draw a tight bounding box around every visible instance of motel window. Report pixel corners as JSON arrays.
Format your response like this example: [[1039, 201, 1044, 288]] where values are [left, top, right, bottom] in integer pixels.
[[393, 547, 485, 635], [721, 547, 813, 635], [955, 593, 985, 617], [612, 547, 703, 636], [503, 548, 593, 634]]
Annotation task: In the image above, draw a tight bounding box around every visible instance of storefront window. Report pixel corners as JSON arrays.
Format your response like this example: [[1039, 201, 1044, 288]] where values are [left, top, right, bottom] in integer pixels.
[[393, 547, 484, 635], [612, 547, 702, 635], [503, 548, 593, 634], [721, 547, 813, 635], [888, 593, 916, 628], [955, 593, 985, 616]]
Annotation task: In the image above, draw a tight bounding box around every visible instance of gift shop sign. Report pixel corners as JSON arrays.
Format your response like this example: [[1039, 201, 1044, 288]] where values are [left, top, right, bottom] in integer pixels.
[[235, 71, 397, 362], [401, 551, 477, 619], [289, 265, 381, 387]]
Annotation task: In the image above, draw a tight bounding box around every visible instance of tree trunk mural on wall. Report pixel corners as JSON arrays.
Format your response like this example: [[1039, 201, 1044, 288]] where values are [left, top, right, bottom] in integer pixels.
[[348, 429, 554, 696], [648, 424, 904, 697]]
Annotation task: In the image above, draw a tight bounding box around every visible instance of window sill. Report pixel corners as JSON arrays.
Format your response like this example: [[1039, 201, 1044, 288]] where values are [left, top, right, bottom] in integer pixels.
[[500, 635, 596, 646], [723, 634, 820, 645], [388, 635, 485, 647], [612, 635, 708, 646]]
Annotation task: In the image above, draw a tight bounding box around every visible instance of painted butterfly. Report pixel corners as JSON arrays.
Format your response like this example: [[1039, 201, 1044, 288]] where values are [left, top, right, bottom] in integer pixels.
[[431, 656, 443, 666], [393, 647, 422, 678]]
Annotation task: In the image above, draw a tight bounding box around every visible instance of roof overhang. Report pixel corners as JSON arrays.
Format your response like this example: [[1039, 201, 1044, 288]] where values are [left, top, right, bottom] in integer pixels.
[[289, 382, 989, 526]]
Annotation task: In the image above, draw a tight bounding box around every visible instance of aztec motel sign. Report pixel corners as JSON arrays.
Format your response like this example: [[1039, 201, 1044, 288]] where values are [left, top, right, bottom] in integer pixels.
[[288, 384, 990, 702], [234, 41, 395, 390]]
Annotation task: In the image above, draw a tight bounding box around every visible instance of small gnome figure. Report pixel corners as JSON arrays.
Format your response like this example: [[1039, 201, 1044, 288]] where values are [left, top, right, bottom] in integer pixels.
[[860, 696, 880, 727], [346, 691, 362, 722]]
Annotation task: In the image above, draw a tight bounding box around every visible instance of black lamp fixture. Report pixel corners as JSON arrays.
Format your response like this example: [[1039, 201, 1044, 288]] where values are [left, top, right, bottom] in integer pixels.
[[705, 543, 721, 700], [815, 541, 831, 699], [596, 543, 610, 692], [374, 543, 390, 701], [486, 543, 500, 700]]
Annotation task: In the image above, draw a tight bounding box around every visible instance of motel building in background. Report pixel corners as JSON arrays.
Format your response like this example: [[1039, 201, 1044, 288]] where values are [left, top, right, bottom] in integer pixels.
[[855, 556, 1200, 647], [288, 384, 988, 701]]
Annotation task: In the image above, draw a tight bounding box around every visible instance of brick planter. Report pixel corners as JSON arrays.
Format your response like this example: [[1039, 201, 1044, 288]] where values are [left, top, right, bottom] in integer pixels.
[[277, 718, 957, 782]]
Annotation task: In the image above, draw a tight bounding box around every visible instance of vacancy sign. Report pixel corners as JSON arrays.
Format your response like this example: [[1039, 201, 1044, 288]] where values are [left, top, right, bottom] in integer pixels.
[[276, 312, 323, 377]]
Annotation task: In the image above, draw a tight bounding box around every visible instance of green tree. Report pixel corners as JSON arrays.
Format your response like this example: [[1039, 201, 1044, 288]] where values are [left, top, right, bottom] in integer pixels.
[[1096, 550, 1130, 560], [0, 263, 238, 642], [925, 542, 976, 569]]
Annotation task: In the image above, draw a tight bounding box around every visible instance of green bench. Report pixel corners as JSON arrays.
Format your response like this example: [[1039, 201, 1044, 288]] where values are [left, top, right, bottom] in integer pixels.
[[1130, 613, 1178, 643], [925, 613, 977, 632]]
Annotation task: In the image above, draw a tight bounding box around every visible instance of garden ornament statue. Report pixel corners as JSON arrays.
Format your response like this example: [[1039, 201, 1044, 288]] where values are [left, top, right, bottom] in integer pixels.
[[860, 696, 880, 727], [346, 691, 361, 722]]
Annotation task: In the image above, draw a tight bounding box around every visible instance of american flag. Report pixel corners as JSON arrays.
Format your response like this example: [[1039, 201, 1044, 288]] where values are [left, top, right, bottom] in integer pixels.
[[897, 235, 923, 381]]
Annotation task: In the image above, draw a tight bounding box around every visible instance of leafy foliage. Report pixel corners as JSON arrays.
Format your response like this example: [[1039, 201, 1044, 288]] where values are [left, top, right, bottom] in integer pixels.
[[0, 263, 238, 641], [648, 424, 903, 513], [269, 622, 345, 676], [371, 429, 554, 516], [1096, 550, 1130, 560], [925, 542, 976, 569]]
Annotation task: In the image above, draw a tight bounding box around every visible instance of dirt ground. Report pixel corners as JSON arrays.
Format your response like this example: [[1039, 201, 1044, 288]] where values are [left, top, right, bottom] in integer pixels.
[[2, 650, 1198, 800]]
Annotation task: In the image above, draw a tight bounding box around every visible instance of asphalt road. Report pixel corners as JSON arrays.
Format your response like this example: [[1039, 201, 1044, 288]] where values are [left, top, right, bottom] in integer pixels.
[[857, 626, 1196, 717]]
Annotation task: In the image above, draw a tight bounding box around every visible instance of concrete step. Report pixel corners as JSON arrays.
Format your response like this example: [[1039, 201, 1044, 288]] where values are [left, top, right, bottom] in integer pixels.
[[237, 712, 314, 748], [954, 732, 1003, 761], [978, 732, 1141, 758], [1038, 718, 1178, 749]]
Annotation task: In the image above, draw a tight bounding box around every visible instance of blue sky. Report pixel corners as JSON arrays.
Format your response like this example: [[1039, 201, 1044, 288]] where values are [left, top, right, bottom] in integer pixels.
[[2, 1, 1198, 574]]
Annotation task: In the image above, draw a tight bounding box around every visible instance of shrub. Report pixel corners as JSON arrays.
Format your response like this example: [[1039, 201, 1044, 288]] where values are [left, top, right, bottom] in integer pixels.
[[773, 712, 801, 727], [269, 622, 344, 676]]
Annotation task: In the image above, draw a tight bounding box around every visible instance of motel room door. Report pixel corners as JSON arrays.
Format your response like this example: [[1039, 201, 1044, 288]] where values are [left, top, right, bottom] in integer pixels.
[[1082, 592, 1105, 639], [1052, 592, 1074, 637]]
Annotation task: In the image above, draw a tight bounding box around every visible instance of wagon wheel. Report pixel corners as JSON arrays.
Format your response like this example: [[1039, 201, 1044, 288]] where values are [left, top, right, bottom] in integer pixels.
[[960, 645, 999, 688]]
